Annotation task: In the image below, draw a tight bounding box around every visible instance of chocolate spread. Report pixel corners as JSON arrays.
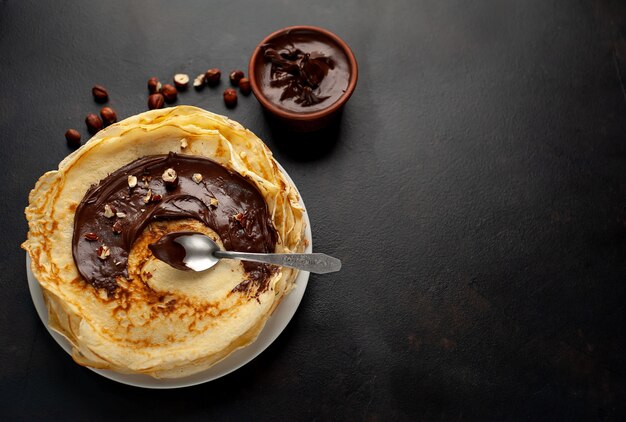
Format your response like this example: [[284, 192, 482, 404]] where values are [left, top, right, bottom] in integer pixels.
[[72, 153, 277, 293], [259, 30, 350, 113]]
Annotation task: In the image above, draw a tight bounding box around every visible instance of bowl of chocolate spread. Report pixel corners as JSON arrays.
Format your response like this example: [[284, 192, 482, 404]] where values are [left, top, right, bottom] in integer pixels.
[[249, 26, 358, 132]]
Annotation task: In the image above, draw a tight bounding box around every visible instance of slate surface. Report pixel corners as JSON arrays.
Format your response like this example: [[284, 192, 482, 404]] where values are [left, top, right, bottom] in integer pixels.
[[1, 0, 626, 420]]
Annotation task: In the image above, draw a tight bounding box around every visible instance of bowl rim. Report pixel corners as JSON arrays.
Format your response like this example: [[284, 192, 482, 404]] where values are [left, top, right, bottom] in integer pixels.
[[248, 25, 358, 121]]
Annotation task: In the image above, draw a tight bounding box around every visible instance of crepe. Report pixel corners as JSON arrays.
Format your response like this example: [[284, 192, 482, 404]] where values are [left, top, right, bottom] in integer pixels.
[[22, 106, 306, 378]]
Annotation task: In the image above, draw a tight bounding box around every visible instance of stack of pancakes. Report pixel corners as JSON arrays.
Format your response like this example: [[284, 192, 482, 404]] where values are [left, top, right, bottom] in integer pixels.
[[22, 106, 306, 378]]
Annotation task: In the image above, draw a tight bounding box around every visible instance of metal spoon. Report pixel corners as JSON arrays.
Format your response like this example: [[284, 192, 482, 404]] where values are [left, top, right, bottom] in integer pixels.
[[148, 231, 342, 274]]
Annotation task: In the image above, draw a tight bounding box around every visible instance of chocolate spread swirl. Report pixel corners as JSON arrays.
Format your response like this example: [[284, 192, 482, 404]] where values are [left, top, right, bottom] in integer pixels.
[[262, 44, 335, 106], [259, 30, 350, 113], [72, 153, 277, 293]]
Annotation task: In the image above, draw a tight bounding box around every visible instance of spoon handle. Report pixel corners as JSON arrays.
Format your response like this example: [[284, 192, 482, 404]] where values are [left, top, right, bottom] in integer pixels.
[[213, 251, 342, 274]]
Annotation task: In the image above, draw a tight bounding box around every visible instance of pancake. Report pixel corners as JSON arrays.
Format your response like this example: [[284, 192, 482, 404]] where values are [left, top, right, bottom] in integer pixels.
[[22, 106, 306, 378]]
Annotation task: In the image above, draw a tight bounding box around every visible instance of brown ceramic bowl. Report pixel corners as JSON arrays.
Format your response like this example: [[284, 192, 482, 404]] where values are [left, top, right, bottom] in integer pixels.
[[248, 26, 358, 132]]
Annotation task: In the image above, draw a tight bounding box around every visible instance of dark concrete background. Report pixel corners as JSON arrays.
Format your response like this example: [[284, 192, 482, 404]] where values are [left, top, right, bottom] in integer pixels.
[[2, 0, 626, 420]]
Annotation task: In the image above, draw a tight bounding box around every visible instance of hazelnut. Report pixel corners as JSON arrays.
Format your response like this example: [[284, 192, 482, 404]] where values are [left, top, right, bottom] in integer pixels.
[[173, 74, 189, 90], [223, 88, 237, 108], [103, 204, 116, 218], [161, 84, 178, 103], [193, 73, 206, 90], [192, 173, 203, 183], [148, 93, 165, 110], [162, 168, 178, 189], [127, 175, 138, 188], [233, 212, 245, 225], [112, 220, 123, 234], [148, 77, 162, 94], [210, 197, 219, 207], [97, 245, 111, 260], [85, 113, 103, 135], [205, 68, 221, 86], [100, 107, 117, 126], [92, 85, 109, 103], [65, 129, 81, 148], [238, 77, 251, 95], [84, 232, 99, 241], [229, 70, 244, 86]]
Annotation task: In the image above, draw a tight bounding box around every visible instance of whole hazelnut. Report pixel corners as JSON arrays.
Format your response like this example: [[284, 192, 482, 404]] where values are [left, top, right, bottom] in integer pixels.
[[161, 84, 178, 103], [65, 129, 81, 148], [147, 77, 161, 94], [238, 77, 251, 95], [229, 70, 244, 86], [100, 107, 117, 126], [205, 68, 221, 86], [148, 93, 165, 110], [173, 74, 189, 90], [223, 88, 237, 108], [85, 113, 103, 135], [193, 73, 206, 90], [92, 85, 109, 103], [65, 129, 80, 148]]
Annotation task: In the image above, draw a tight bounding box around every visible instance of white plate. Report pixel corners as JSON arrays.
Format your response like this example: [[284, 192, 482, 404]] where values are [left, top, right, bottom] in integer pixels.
[[26, 165, 312, 389]]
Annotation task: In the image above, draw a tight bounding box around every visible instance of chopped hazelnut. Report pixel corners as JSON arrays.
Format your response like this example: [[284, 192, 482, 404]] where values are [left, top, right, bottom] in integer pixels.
[[173, 73, 189, 90], [233, 212, 245, 225], [84, 232, 99, 241], [112, 220, 122, 234], [128, 175, 138, 188], [143, 189, 152, 203], [103, 204, 116, 218], [192, 173, 203, 183], [162, 168, 178, 183], [193, 73, 206, 90], [116, 212, 126, 218], [162, 167, 178, 190], [180, 138, 188, 149], [210, 197, 219, 207], [97, 245, 111, 260]]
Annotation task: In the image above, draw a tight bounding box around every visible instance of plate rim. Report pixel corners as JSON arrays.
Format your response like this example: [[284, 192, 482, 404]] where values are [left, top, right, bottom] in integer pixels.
[[26, 162, 312, 389]]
